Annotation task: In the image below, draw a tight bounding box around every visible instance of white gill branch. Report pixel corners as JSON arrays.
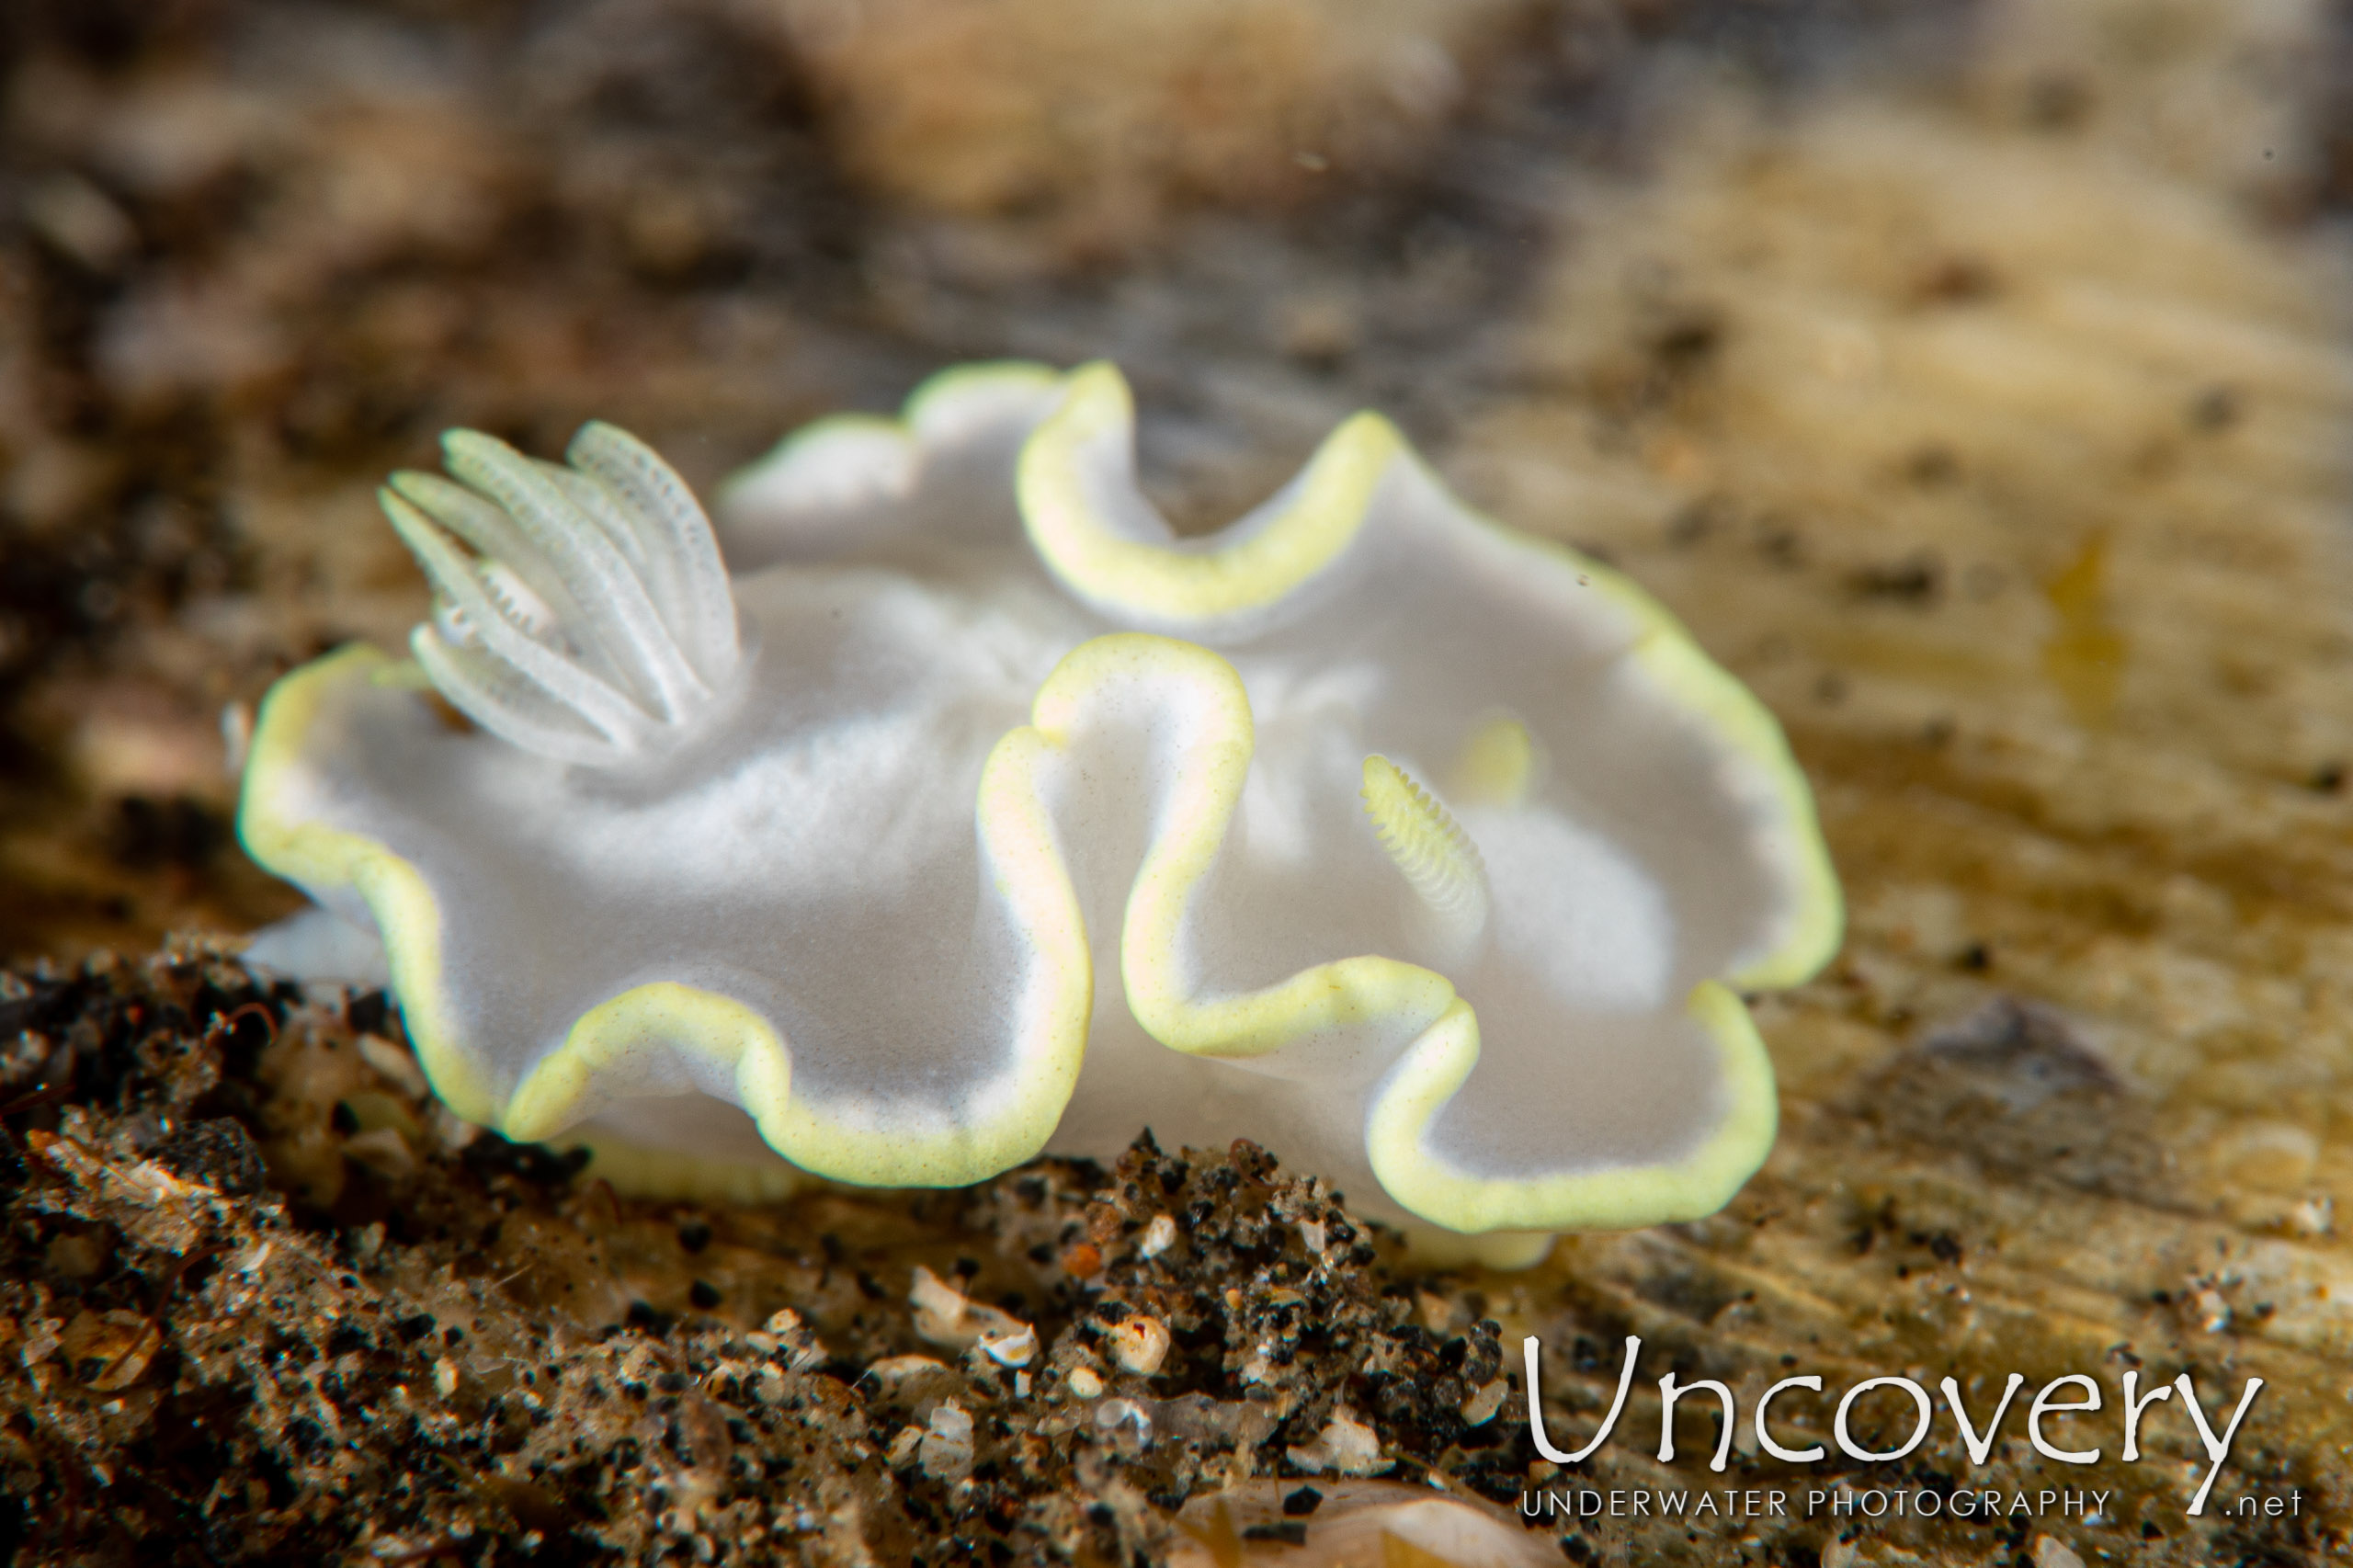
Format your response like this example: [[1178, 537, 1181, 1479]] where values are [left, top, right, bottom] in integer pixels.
[[381, 424, 744, 767]]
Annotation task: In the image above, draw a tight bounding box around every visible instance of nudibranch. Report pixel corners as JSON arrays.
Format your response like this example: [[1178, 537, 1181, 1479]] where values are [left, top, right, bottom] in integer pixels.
[[238, 360, 1840, 1259]]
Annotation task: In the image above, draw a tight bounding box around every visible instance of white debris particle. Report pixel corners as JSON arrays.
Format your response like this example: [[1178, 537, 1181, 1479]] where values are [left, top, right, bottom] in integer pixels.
[[760, 1307, 829, 1370], [355, 1032, 430, 1097], [908, 1265, 1032, 1350], [1284, 1405, 1389, 1475], [886, 1425, 924, 1467], [1138, 1214, 1178, 1257], [866, 1355, 951, 1387], [1106, 1314, 1170, 1376], [917, 1402, 974, 1481], [1095, 1397, 1153, 1451], [980, 1324, 1038, 1368], [1460, 1378, 1506, 1426]]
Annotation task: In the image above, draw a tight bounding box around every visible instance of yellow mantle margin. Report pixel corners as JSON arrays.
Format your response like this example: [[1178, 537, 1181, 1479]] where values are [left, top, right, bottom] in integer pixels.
[[1017, 361, 1841, 991]]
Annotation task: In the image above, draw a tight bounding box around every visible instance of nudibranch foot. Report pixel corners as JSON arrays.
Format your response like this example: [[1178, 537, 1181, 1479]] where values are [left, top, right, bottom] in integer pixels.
[[239, 357, 1842, 1253]]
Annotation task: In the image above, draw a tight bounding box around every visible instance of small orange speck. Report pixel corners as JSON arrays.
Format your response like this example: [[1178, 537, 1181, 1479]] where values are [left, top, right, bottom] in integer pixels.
[[1063, 1243, 1102, 1278], [423, 692, 477, 734]]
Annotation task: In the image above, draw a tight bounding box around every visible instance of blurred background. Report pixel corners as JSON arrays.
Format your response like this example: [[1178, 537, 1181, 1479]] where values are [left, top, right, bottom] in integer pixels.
[[8, 3, 2353, 1558], [1, 0, 2337, 968], [0, 0, 1624, 958], [0, 0, 2341, 959]]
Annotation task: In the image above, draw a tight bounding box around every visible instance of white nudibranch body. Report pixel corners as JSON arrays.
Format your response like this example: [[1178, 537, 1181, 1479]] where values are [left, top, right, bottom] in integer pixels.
[[238, 359, 1842, 1253]]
